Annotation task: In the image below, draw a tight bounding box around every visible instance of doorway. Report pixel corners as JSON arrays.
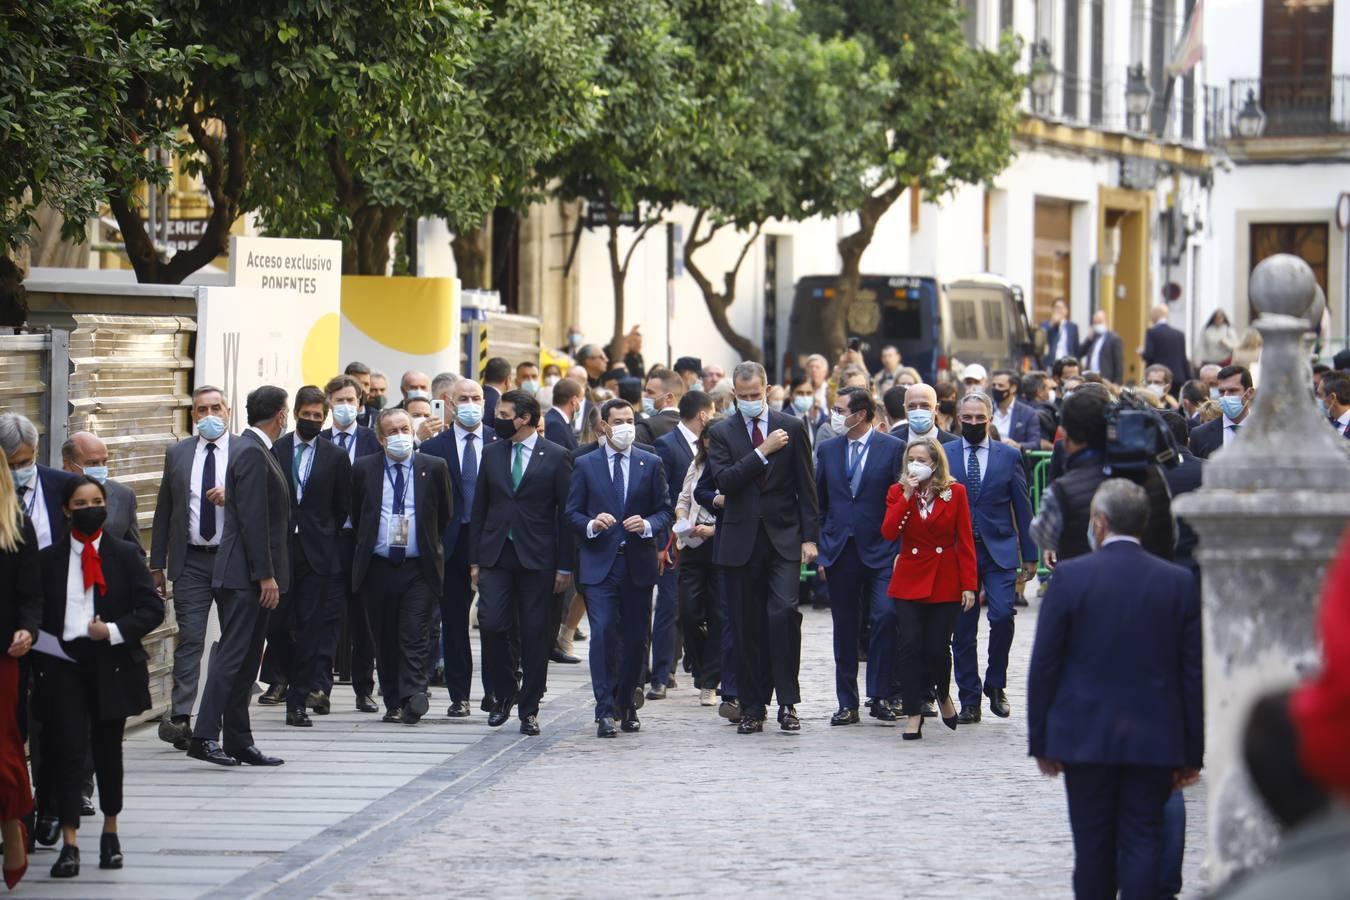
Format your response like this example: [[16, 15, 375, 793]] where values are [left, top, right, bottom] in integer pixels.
[[1034, 199, 1074, 326]]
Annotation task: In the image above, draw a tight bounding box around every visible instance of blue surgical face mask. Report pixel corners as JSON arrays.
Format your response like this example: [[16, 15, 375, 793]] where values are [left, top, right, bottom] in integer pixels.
[[384, 434, 414, 460], [906, 409, 934, 434], [11, 464, 36, 489], [1218, 395, 1246, 421], [197, 415, 226, 441], [332, 403, 358, 428], [456, 402, 483, 429], [81, 465, 109, 485], [736, 398, 765, 419], [641, 397, 657, 416], [521, 380, 540, 395], [1319, 397, 1331, 417], [792, 395, 813, 414]]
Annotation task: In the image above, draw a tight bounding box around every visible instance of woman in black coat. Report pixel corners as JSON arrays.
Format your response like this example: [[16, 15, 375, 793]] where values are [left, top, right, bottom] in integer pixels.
[[36, 475, 163, 878]]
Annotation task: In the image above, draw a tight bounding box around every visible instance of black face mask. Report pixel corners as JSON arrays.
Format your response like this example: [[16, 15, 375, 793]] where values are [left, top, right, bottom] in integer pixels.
[[991, 387, 1008, 405], [70, 506, 107, 537], [295, 418, 322, 441], [938, 400, 957, 416], [961, 422, 988, 445], [491, 417, 519, 440], [368, 395, 385, 411]]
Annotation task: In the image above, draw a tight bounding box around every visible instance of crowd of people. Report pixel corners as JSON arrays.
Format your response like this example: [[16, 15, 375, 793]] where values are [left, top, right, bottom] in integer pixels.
[[0, 308, 1346, 892]]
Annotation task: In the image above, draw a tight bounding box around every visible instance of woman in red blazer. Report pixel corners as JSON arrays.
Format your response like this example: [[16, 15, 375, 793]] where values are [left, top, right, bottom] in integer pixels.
[[882, 438, 978, 740]]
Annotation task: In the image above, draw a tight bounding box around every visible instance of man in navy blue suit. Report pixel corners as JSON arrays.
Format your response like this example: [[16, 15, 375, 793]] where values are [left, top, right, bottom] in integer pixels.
[[816, 388, 905, 725], [945, 392, 1036, 723], [1316, 370, 1350, 439], [990, 370, 1043, 451], [419, 378, 496, 717], [1141, 304, 1193, 394], [544, 378, 582, 452], [1039, 298, 1079, 370], [567, 399, 673, 737], [1028, 479, 1202, 900], [0, 412, 74, 552], [1189, 365, 1254, 459]]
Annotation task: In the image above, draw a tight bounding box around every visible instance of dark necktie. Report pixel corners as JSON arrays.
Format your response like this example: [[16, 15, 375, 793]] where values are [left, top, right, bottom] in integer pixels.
[[848, 441, 864, 497], [461, 433, 477, 524], [612, 450, 625, 510], [751, 419, 764, 449], [200, 443, 217, 541], [966, 445, 982, 540], [389, 462, 406, 562], [338, 431, 349, 451]]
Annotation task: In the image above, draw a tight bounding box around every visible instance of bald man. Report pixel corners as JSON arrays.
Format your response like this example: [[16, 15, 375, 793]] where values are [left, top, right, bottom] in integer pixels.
[[1141, 305, 1192, 393], [62, 431, 144, 554], [884, 384, 960, 445], [400, 370, 432, 407]]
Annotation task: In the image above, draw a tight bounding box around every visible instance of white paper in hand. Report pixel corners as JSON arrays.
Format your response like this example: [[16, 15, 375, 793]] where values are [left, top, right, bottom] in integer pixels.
[[34, 630, 75, 662]]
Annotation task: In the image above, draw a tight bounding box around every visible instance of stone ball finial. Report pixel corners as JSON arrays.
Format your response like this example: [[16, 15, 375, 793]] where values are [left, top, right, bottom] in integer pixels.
[[1307, 283, 1327, 330], [1249, 254, 1317, 319]]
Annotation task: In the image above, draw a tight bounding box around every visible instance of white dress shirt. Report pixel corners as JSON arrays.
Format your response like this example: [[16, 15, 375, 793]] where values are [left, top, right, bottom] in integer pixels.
[[587, 444, 653, 539], [188, 433, 230, 546], [374, 453, 419, 558], [993, 402, 1014, 441], [247, 426, 274, 450], [1088, 333, 1105, 371], [1336, 409, 1350, 437], [744, 408, 771, 464], [66, 535, 124, 645], [292, 436, 317, 503], [845, 427, 874, 482], [509, 433, 538, 478], [960, 437, 990, 477], [18, 473, 52, 550], [1102, 535, 1142, 548], [677, 422, 699, 458], [1221, 414, 1250, 448], [454, 423, 484, 477], [1054, 324, 1071, 361], [332, 421, 360, 463]]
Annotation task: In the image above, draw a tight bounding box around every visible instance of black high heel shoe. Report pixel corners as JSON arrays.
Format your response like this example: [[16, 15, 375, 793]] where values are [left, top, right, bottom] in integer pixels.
[[50, 844, 79, 879], [902, 716, 924, 741], [99, 833, 123, 870], [940, 699, 959, 731]]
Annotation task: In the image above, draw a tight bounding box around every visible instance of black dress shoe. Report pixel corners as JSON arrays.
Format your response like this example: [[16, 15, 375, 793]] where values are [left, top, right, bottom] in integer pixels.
[[519, 715, 540, 736], [830, 708, 860, 726], [868, 699, 897, 722], [227, 745, 284, 766], [550, 646, 580, 664], [596, 717, 617, 738], [921, 700, 939, 718], [50, 845, 79, 879], [632, 687, 646, 710], [487, 704, 510, 727], [187, 738, 240, 766], [401, 693, 430, 724], [286, 709, 313, 727], [258, 683, 287, 706], [99, 832, 123, 870], [307, 691, 331, 715], [646, 684, 667, 701], [355, 695, 379, 713], [446, 699, 472, 718], [620, 708, 640, 732], [480, 694, 497, 713], [956, 706, 982, 725], [381, 709, 404, 724], [718, 698, 741, 721], [81, 793, 96, 816], [34, 815, 60, 847], [778, 706, 801, 732], [736, 716, 763, 734], [985, 687, 1011, 718], [158, 715, 190, 750]]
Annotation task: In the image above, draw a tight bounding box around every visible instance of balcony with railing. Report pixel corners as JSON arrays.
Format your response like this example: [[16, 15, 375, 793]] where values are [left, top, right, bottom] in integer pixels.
[[1207, 76, 1350, 143], [1022, 63, 1215, 150]]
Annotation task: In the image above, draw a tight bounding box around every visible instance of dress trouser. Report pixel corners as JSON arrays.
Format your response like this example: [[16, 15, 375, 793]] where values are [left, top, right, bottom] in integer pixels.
[[331, 529, 376, 698], [724, 525, 801, 719], [1064, 763, 1173, 900], [583, 553, 651, 720], [361, 556, 435, 711], [36, 643, 125, 828], [823, 539, 894, 710], [477, 540, 554, 720], [677, 544, 720, 690], [192, 586, 270, 749], [893, 599, 960, 716], [438, 538, 474, 703], [952, 540, 1018, 710], [648, 562, 679, 689], [170, 546, 224, 717], [268, 552, 330, 711]]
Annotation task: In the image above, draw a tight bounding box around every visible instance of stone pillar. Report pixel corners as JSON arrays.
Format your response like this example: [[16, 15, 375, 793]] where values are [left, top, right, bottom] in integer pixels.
[[1174, 254, 1350, 885]]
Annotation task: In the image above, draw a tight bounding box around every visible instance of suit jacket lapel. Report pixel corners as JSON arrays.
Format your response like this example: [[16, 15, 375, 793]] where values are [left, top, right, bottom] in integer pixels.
[[728, 413, 753, 459]]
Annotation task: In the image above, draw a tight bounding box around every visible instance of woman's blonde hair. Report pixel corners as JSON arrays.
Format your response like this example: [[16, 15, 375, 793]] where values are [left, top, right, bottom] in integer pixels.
[[0, 461, 23, 553], [905, 437, 955, 492]]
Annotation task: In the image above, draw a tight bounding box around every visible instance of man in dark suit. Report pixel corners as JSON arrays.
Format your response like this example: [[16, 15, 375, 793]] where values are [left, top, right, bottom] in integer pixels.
[[990, 369, 1043, 451], [816, 388, 904, 725], [189, 385, 291, 767], [544, 377, 582, 452], [635, 366, 682, 446], [320, 374, 384, 712], [1141, 304, 1192, 394], [1316, 370, 1350, 439], [351, 408, 453, 725], [481, 357, 512, 423], [260, 386, 352, 726], [884, 384, 960, 444], [419, 378, 495, 717], [636, 366, 684, 698], [1039, 298, 1079, 370], [945, 392, 1036, 723], [1159, 411, 1203, 581], [567, 399, 673, 736], [1028, 478, 1202, 899], [695, 362, 818, 733], [470, 390, 574, 736], [61, 432, 142, 554], [1190, 365, 1254, 459], [0, 413, 74, 553], [148, 387, 231, 747], [1079, 309, 1125, 384]]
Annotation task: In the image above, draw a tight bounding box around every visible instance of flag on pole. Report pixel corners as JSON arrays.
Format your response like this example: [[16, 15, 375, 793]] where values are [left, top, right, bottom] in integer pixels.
[[1166, 0, 1205, 77]]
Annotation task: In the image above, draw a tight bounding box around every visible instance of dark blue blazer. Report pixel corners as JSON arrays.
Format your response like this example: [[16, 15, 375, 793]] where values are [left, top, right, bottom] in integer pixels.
[[36, 465, 74, 540], [814, 430, 903, 570], [566, 446, 672, 587], [544, 407, 578, 452], [654, 428, 695, 510], [321, 424, 382, 460], [419, 425, 497, 559], [944, 440, 1035, 571], [1162, 449, 1203, 567], [998, 401, 1043, 451], [1027, 541, 1202, 769], [483, 385, 501, 424], [1187, 417, 1224, 460], [1040, 319, 1079, 369], [1142, 321, 1193, 386]]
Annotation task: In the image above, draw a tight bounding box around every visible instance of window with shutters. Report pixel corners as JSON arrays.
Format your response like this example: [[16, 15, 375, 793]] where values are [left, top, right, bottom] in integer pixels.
[[1063, 0, 1081, 120], [1089, 0, 1104, 125]]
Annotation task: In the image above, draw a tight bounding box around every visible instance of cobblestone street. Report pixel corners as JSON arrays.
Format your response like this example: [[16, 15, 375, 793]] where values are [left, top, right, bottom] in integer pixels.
[[14, 589, 1210, 899]]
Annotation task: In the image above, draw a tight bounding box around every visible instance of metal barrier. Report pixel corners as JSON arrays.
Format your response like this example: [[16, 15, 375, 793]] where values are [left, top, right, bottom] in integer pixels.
[[1026, 450, 1054, 577]]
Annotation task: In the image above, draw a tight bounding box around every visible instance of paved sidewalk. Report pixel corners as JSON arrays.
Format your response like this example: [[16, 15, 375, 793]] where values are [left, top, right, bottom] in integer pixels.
[[14, 592, 1211, 899]]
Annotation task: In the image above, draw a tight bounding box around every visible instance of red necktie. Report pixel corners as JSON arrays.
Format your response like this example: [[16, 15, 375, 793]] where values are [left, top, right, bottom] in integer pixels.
[[751, 420, 764, 449]]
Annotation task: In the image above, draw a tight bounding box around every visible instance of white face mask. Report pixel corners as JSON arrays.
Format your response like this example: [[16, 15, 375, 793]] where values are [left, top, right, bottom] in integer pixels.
[[1093, 323, 1107, 335], [830, 411, 850, 433], [1145, 383, 1165, 398], [908, 461, 934, 482], [608, 423, 635, 451], [411, 416, 428, 435]]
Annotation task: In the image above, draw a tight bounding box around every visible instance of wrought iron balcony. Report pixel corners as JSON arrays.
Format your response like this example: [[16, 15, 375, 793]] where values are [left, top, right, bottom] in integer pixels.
[[1217, 76, 1350, 140]]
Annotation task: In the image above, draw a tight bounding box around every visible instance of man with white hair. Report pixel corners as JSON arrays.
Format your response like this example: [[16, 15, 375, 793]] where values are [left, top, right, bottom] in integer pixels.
[[0, 412, 72, 551]]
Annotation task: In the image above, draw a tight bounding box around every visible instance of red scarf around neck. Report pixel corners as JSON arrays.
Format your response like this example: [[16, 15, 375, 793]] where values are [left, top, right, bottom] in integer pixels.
[[72, 529, 107, 594]]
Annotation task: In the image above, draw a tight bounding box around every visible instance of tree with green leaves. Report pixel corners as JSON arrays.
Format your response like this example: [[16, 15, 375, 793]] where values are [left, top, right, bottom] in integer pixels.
[[799, 0, 1024, 356]]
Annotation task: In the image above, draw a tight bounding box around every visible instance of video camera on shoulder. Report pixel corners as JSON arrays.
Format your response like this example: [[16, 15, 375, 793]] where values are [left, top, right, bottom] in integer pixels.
[[1104, 391, 1180, 474]]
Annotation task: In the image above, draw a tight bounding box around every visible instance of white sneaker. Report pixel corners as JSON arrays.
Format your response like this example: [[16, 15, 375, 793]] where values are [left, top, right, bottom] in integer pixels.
[[700, 688, 716, 706]]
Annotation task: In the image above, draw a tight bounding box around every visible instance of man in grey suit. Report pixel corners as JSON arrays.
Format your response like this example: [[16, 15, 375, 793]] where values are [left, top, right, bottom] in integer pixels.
[[150, 385, 233, 749], [62, 431, 143, 554], [188, 385, 292, 767]]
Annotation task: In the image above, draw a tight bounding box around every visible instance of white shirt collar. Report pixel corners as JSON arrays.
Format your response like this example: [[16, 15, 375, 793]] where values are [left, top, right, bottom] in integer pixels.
[[70, 533, 102, 553], [1103, 535, 1141, 547], [455, 422, 482, 441], [1222, 413, 1250, 429], [514, 433, 538, 452], [848, 427, 874, 448], [335, 421, 358, 436], [677, 422, 699, 446], [197, 433, 229, 451], [1336, 409, 1350, 427], [247, 426, 274, 449], [962, 437, 990, 452], [603, 441, 628, 462]]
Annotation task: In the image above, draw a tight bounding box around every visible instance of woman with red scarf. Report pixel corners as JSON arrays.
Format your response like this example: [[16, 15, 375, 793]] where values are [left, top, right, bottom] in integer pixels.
[[35, 476, 162, 878]]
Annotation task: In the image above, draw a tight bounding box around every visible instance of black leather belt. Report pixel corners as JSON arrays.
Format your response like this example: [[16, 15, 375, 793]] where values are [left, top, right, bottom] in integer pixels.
[[188, 544, 219, 553]]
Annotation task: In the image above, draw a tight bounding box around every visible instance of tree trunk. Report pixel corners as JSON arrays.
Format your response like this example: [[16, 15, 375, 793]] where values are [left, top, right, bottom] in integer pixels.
[[605, 211, 626, 365], [831, 183, 908, 358], [348, 206, 403, 275], [683, 211, 764, 364], [451, 218, 491, 288]]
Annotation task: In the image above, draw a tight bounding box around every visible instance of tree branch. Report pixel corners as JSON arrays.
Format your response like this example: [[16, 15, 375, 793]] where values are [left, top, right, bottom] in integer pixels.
[[722, 223, 763, 296], [620, 215, 663, 278]]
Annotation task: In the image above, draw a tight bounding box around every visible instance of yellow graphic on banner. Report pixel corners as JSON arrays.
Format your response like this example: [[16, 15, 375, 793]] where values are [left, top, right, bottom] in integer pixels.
[[341, 276, 457, 355]]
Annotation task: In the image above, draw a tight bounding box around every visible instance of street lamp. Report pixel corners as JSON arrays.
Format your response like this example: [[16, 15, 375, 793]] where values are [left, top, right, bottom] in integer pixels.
[[1234, 88, 1267, 138], [1030, 39, 1057, 115], [1125, 63, 1152, 131]]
